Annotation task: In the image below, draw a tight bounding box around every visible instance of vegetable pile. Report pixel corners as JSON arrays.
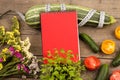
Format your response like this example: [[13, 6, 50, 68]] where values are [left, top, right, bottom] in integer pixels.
[[79, 25, 120, 80]]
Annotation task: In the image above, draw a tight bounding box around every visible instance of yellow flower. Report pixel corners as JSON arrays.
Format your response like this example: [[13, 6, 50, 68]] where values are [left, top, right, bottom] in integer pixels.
[[0, 26, 5, 35], [13, 29, 20, 36], [13, 45, 21, 51], [5, 32, 14, 39], [7, 39, 16, 45], [0, 35, 3, 40], [0, 63, 3, 70], [3, 55, 6, 62], [2, 48, 8, 53]]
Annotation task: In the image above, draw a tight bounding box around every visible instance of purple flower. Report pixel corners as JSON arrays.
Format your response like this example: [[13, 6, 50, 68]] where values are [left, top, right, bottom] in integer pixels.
[[14, 51, 23, 59], [21, 64, 29, 73], [9, 46, 23, 60], [17, 64, 29, 73], [17, 64, 21, 70], [9, 46, 15, 55], [0, 58, 3, 62]]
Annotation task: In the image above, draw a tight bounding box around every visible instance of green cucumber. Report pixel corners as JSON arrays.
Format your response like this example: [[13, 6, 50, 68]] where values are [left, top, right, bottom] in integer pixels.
[[79, 33, 99, 53], [95, 64, 109, 80], [111, 51, 120, 67], [25, 4, 116, 28]]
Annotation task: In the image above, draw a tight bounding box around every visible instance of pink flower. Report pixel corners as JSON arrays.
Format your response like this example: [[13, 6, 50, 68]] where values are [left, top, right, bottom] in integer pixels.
[[9, 46, 23, 60], [14, 51, 23, 59], [0, 58, 3, 62], [17, 64, 30, 73], [17, 64, 21, 70], [21, 64, 29, 73], [9, 46, 15, 55]]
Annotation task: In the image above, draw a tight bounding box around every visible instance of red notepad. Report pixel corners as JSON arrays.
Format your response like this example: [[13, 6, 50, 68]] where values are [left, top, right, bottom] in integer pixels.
[[41, 11, 80, 63]]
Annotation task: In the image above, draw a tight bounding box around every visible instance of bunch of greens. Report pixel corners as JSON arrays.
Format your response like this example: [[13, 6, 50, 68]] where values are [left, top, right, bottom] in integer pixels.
[[40, 49, 85, 80]]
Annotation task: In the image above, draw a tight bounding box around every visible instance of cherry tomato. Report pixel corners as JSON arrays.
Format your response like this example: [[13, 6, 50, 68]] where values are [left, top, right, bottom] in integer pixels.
[[110, 70, 120, 80], [101, 40, 115, 54], [84, 56, 101, 70]]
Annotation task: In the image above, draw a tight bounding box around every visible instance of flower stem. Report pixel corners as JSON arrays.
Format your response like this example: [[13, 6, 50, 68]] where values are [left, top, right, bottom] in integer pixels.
[[0, 60, 20, 74]]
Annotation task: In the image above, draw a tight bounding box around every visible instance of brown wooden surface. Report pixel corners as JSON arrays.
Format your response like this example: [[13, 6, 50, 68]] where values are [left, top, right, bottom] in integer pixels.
[[0, 0, 120, 80]]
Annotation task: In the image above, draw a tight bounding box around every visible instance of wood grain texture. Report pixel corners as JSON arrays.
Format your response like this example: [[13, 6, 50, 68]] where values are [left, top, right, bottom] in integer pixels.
[[0, 0, 120, 80]]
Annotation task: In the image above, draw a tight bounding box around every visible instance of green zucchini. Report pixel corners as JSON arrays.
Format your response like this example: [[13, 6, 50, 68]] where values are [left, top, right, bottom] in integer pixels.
[[111, 51, 120, 67], [25, 4, 116, 28], [79, 33, 99, 53], [95, 64, 109, 80]]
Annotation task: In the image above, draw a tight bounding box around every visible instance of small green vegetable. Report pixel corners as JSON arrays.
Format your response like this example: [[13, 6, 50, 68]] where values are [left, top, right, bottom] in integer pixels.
[[112, 51, 120, 67], [79, 33, 100, 53], [95, 64, 109, 80]]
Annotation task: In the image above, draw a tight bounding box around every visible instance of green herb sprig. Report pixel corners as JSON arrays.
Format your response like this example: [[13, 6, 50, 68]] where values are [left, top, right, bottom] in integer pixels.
[[40, 49, 85, 80]]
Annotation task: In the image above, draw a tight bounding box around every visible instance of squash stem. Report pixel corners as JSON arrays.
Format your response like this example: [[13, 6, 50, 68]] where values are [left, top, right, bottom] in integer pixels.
[[110, 16, 116, 24]]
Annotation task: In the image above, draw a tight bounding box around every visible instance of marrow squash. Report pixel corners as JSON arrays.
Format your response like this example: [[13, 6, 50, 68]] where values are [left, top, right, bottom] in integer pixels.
[[25, 4, 116, 28]]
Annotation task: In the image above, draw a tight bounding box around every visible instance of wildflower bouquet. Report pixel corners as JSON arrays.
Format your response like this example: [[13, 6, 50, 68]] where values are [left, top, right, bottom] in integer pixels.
[[0, 16, 40, 79]]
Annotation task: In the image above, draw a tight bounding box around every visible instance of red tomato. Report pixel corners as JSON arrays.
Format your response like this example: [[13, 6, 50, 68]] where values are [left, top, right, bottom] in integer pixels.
[[84, 56, 101, 70], [110, 70, 120, 80]]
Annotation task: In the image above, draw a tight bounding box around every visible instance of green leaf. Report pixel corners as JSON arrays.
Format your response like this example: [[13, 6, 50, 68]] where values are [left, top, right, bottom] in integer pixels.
[[49, 75, 54, 80], [54, 66, 61, 71], [60, 49, 65, 54], [66, 59, 72, 64], [74, 77, 83, 80], [41, 68, 47, 73], [59, 75, 66, 80], [67, 50, 73, 53], [63, 66, 68, 71], [52, 71, 59, 78], [69, 71, 75, 77]]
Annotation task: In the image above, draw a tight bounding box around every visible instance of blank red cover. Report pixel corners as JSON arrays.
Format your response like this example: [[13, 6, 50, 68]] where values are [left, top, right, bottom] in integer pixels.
[[41, 11, 80, 63]]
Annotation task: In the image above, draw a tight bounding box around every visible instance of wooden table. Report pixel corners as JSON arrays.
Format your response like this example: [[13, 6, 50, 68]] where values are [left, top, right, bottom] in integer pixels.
[[0, 0, 120, 80]]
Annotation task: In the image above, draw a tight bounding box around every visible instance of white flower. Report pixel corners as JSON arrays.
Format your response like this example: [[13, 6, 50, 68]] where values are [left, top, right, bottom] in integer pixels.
[[28, 56, 40, 75], [25, 51, 33, 59], [20, 37, 33, 59]]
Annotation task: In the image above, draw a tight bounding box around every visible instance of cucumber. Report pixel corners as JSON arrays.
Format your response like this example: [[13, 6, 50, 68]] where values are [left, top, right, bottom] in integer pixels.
[[111, 51, 120, 67], [79, 33, 99, 53], [25, 4, 116, 28], [95, 64, 109, 80]]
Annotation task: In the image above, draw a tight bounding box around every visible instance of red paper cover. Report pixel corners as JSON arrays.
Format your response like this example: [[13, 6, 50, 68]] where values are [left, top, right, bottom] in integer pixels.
[[41, 11, 80, 63]]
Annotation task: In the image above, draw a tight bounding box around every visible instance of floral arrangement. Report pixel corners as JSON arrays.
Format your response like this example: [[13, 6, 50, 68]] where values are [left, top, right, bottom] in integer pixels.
[[0, 16, 85, 80], [0, 16, 40, 79]]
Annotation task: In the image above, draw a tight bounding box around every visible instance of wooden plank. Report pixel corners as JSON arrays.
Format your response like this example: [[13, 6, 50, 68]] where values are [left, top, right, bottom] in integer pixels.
[[0, 0, 120, 18], [67, 0, 120, 18], [4, 78, 38, 80], [14, 0, 71, 13], [21, 35, 42, 55], [0, 0, 15, 13]]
